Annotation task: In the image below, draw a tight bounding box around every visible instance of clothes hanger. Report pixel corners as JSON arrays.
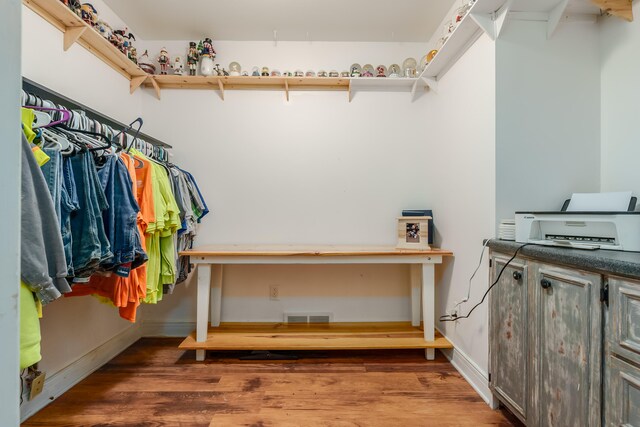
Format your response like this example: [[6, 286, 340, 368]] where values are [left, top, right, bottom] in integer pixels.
[[23, 106, 72, 128]]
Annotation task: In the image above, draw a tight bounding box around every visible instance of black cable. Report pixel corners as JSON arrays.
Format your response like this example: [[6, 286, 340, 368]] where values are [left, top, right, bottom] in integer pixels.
[[440, 243, 531, 322]]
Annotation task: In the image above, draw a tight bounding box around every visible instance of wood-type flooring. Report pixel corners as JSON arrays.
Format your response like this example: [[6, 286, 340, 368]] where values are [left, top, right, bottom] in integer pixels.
[[23, 338, 523, 427]]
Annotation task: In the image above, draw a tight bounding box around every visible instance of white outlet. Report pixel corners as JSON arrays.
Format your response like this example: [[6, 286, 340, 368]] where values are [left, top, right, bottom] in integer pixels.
[[269, 285, 279, 300]]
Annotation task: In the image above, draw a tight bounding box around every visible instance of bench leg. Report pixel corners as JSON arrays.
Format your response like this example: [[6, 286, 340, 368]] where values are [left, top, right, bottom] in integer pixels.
[[422, 263, 435, 360], [196, 264, 212, 361]]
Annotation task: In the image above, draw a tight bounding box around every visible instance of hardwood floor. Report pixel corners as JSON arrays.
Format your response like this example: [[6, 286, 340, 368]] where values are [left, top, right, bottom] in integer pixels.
[[23, 338, 523, 427]]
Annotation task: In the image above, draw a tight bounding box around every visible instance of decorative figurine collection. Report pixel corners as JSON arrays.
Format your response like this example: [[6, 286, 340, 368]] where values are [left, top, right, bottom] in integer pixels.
[[59, 1, 140, 66]]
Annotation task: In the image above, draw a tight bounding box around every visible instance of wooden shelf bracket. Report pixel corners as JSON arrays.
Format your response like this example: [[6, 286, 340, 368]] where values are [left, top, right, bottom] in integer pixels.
[[284, 79, 289, 102], [469, 0, 512, 41], [217, 79, 225, 101], [63, 25, 87, 51], [547, 0, 570, 39], [129, 75, 147, 94], [149, 76, 161, 100]]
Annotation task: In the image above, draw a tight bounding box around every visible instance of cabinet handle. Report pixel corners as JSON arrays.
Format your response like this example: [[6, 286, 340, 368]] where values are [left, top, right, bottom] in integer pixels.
[[512, 271, 522, 281], [540, 278, 552, 289]]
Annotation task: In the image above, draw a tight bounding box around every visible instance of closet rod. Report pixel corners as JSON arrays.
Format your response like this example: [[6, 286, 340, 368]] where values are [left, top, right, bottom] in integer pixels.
[[22, 77, 172, 149]]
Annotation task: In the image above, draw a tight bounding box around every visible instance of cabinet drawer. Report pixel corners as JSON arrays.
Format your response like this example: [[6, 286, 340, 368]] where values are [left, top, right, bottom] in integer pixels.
[[610, 277, 640, 366], [607, 356, 640, 427]]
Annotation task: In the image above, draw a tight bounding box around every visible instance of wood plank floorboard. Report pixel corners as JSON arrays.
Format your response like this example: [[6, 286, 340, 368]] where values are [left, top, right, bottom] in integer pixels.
[[22, 338, 523, 427]]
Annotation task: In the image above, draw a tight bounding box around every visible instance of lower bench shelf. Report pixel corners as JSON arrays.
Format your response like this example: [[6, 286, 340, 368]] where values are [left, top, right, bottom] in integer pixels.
[[179, 322, 452, 352]]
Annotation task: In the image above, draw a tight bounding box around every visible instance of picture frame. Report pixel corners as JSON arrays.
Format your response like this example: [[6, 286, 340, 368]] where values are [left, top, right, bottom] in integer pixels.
[[396, 216, 431, 250]]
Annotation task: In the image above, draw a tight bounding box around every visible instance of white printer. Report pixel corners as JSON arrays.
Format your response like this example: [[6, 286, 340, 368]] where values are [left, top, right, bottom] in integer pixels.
[[515, 192, 640, 252]]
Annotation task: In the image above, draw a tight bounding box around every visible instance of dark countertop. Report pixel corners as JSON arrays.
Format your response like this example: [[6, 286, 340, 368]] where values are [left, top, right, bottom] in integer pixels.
[[487, 239, 640, 280]]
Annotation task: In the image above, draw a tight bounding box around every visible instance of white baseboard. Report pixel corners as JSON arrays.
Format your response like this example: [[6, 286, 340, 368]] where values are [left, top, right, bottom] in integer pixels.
[[20, 325, 141, 422], [141, 321, 195, 337], [437, 334, 497, 409]]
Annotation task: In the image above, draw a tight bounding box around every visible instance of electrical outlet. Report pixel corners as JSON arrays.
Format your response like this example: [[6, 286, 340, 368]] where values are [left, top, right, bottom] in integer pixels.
[[269, 285, 279, 300]]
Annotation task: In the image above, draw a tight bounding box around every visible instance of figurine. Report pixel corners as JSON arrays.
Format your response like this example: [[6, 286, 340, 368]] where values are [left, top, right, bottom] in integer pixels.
[[261, 66, 270, 76], [68, 0, 82, 15], [283, 71, 292, 77], [388, 64, 401, 78], [187, 42, 199, 76], [128, 46, 138, 64], [329, 70, 339, 78], [294, 70, 304, 77], [351, 66, 361, 77], [172, 56, 185, 75], [96, 20, 113, 40], [213, 64, 229, 76], [229, 62, 241, 76], [271, 70, 281, 77], [251, 66, 260, 76], [157, 48, 170, 75], [198, 37, 216, 76], [80, 3, 98, 28], [138, 50, 156, 74], [242, 71, 249, 76], [317, 70, 328, 78], [376, 65, 387, 77], [340, 71, 350, 78], [109, 32, 124, 53], [306, 70, 316, 77]]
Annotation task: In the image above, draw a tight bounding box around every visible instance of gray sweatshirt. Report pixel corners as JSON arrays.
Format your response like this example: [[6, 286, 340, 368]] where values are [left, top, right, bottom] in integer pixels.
[[21, 134, 71, 304]]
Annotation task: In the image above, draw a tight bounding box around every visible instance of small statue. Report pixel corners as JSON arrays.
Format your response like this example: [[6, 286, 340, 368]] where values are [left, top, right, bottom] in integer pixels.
[[172, 56, 185, 75], [199, 37, 216, 59], [351, 66, 361, 77], [80, 3, 98, 28], [251, 66, 260, 76], [376, 65, 387, 77], [96, 20, 112, 40], [138, 49, 156, 74], [361, 68, 373, 77], [187, 42, 199, 76], [261, 66, 269, 76], [128, 46, 138, 64], [157, 48, 170, 75]]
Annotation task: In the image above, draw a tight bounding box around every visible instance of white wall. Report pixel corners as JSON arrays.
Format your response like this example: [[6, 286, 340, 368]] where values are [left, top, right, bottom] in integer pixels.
[[21, 4, 142, 392], [495, 19, 601, 221], [600, 2, 640, 195], [139, 40, 436, 324], [1, 1, 22, 425], [425, 34, 496, 374]]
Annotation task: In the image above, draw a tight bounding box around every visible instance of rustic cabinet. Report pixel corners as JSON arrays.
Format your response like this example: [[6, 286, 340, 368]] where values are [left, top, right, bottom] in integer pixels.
[[489, 254, 604, 427], [606, 276, 640, 426]]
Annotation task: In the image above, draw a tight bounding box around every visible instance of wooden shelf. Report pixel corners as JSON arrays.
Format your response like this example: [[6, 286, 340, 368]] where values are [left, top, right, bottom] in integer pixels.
[[144, 75, 426, 102], [179, 322, 453, 351], [23, 0, 148, 85]]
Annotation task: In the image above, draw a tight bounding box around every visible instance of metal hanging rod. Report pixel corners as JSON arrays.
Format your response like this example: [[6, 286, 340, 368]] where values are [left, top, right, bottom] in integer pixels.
[[22, 77, 172, 149]]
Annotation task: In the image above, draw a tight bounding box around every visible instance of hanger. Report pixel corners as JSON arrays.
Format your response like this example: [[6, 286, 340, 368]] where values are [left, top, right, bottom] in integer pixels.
[[23, 105, 71, 128]]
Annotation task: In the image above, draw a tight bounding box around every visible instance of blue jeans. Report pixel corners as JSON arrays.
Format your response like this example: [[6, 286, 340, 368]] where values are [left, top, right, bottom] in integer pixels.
[[96, 156, 147, 277], [69, 151, 113, 281]]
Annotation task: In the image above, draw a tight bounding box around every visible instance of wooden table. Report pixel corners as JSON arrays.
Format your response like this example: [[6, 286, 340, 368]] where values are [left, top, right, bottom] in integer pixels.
[[179, 245, 453, 361]]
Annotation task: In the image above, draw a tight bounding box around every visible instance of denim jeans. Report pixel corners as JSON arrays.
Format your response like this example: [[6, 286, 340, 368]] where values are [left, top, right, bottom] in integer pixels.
[[96, 155, 147, 277], [70, 151, 113, 281], [43, 148, 79, 276]]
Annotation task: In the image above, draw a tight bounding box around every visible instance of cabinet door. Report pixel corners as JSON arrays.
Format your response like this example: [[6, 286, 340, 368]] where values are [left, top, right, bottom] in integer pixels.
[[609, 277, 640, 366], [607, 356, 640, 427], [530, 263, 603, 427], [489, 254, 528, 423]]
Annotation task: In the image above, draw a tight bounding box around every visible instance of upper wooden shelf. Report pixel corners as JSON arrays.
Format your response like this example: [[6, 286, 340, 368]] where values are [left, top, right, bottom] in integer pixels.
[[23, 0, 148, 86], [144, 75, 426, 102]]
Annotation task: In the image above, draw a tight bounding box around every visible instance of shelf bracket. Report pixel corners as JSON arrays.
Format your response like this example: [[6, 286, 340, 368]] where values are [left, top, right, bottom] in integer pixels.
[[129, 75, 147, 94], [284, 79, 289, 102], [348, 80, 352, 102], [217, 79, 225, 101], [423, 77, 437, 94], [469, 0, 513, 41], [548, 0, 570, 39], [494, 0, 513, 40], [149, 76, 161, 100], [63, 26, 87, 51]]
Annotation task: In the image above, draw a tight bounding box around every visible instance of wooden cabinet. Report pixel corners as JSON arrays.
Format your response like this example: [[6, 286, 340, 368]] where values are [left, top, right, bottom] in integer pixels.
[[489, 254, 603, 427], [489, 255, 529, 423], [530, 263, 602, 427], [606, 276, 640, 426]]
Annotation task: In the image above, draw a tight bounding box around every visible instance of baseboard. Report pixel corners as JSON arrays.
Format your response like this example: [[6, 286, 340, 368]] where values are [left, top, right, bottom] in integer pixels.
[[142, 321, 195, 337], [437, 332, 497, 409], [20, 325, 141, 422]]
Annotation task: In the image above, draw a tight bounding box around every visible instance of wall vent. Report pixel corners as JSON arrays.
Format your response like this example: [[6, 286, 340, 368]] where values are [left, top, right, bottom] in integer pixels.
[[284, 312, 333, 324]]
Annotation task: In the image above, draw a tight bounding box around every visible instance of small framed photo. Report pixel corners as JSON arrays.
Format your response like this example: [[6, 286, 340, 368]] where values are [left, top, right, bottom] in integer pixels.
[[396, 216, 431, 250]]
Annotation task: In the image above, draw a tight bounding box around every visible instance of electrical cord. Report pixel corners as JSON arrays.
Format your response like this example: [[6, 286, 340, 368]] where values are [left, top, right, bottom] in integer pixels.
[[449, 238, 492, 316], [440, 242, 531, 322]]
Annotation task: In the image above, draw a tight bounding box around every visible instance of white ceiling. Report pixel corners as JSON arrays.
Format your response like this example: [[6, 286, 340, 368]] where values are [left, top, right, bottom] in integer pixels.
[[103, 0, 457, 42]]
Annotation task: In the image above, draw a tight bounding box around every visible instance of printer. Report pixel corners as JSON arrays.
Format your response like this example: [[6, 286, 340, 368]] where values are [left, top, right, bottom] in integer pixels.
[[515, 193, 640, 252]]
